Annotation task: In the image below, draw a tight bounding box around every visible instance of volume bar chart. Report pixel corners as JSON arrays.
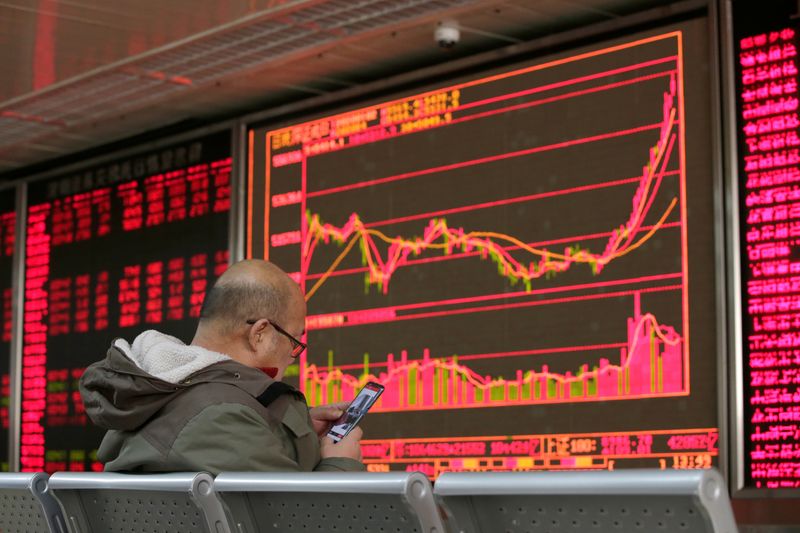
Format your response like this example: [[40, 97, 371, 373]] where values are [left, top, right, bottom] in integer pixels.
[[304, 292, 684, 410]]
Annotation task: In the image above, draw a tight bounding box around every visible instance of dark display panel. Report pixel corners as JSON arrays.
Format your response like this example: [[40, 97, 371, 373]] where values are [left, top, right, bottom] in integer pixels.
[[249, 19, 719, 477], [733, 0, 800, 491], [21, 131, 231, 472], [0, 189, 13, 472]]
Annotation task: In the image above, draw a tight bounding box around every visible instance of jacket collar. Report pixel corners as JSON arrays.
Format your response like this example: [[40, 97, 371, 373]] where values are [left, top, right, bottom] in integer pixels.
[[108, 341, 302, 401]]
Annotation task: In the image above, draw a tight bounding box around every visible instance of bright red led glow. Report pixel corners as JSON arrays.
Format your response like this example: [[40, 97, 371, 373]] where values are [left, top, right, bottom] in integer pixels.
[[145, 261, 164, 324], [189, 253, 208, 318], [1, 373, 8, 431], [0, 208, 15, 468], [166, 171, 187, 222], [360, 428, 718, 476], [22, 203, 51, 471], [145, 174, 165, 227], [119, 265, 142, 329], [214, 250, 229, 277], [20, 153, 232, 472], [48, 278, 71, 336], [307, 293, 683, 410], [294, 52, 688, 406], [32, 0, 56, 91], [74, 275, 90, 333], [167, 257, 186, 321], [249, 30, 722, 475], [213, 159, 232, 213], [94, 271, 109, 331], [739, 27, 800, 489], [118, 181, 143, 231], [1, 212, 15, 257], [2, 288, 11, 344]]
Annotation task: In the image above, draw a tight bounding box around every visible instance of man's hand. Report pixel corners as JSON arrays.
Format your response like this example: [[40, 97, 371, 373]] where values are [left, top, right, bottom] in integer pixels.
[[320, 426, 363, 462], [309, 402, 349, 437]]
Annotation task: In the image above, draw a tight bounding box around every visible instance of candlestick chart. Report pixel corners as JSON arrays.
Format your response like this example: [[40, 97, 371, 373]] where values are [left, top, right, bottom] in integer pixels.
[[248, 25, 720, 476]]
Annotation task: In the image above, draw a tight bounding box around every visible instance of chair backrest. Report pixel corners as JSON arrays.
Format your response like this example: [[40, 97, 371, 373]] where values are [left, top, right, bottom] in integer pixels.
[[0, 472, 67, 533], [433, 468, 738, 533], [48, 472, 231, 533], [214, 471, 445, 533]]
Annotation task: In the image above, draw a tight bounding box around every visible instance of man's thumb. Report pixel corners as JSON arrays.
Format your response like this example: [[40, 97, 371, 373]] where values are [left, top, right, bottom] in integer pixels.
[[326, 408, 343, 418]]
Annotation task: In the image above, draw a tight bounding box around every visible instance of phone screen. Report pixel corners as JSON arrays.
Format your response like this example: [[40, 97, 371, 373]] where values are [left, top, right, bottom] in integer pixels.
[[327, 382, 384, 443]]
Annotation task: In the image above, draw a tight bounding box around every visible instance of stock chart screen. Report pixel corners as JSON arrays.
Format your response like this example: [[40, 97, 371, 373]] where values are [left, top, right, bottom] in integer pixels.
[[21, 130, 231, 472], [0, 189, 13, 472], [733, 0, 800, 490], [248, 19, 719, 477]]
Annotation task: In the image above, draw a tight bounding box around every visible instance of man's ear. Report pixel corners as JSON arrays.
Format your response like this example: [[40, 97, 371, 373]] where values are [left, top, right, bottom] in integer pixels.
[[247, 319, 270, 350]]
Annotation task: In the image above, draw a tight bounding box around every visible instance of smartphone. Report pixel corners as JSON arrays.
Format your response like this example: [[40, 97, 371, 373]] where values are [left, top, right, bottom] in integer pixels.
[[327, 382, 384, 443]]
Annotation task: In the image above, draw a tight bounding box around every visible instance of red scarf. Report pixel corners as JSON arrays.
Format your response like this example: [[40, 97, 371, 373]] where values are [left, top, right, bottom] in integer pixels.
[[260, 367, 278, 378]]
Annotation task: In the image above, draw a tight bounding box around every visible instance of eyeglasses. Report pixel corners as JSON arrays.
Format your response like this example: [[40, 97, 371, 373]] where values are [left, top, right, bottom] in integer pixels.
[[246, 319, 307, 358]]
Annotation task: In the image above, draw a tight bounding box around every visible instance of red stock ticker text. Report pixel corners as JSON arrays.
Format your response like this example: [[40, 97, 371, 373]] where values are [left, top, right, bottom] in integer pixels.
[[740, 28, 800, 488], [22, 158, 230, 472]]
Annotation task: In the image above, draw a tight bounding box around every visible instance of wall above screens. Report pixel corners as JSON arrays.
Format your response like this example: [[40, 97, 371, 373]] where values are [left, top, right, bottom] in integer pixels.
[[730, 0, 800, 494], [17, 129, 233, 473], [0, 188, 14, 472], [247, 15, 721, 477]]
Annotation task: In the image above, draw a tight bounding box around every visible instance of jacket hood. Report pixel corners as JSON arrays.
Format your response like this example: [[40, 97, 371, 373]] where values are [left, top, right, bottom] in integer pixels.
[[80, 330, 268, 431], [116, 330, 230, 384]]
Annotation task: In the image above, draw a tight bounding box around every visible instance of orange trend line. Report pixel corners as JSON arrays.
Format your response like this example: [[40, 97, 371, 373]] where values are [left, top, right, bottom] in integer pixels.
[[303, 80, 679, 302]]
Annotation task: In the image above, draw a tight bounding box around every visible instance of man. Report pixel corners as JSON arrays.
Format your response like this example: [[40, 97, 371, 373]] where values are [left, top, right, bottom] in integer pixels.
[[80, 259, 364, 474]]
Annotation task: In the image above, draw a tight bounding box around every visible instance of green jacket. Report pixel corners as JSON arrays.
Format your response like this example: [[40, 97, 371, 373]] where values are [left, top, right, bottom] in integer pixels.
[[80, 334, 364, 474]]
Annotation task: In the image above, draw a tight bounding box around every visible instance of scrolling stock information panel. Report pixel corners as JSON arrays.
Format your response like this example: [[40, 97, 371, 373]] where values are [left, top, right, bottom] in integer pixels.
[[0, 189, 13, 471], [21, 131, 231, 472], [249, 20, 718, 477], [734, 1, 800, 490]]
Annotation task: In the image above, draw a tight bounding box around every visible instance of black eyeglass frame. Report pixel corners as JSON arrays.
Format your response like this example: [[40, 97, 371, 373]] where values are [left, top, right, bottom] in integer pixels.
[[246, 319, 307, 358]]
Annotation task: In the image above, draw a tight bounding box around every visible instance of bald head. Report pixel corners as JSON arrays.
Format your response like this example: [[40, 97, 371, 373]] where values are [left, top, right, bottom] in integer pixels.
[[199, 259, 303, 337]]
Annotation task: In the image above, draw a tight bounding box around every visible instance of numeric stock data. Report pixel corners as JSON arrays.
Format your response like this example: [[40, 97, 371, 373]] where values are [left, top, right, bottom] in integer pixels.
[[734, 0, 800, 491], [248, 21, 720, 477], [0, 188, 14, 472], [21, 131, 231, 472]]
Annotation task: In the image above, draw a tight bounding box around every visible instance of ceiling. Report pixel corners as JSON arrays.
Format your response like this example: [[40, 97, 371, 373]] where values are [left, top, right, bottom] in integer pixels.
[[0, 0, 687, 176]]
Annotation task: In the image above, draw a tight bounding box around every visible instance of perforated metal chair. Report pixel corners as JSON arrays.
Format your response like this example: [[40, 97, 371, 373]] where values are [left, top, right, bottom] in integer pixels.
[[434, 468, 738, 533], [214, 471, 445, 533], [48, 471, 231, 533], [0, 472, 67, 533]]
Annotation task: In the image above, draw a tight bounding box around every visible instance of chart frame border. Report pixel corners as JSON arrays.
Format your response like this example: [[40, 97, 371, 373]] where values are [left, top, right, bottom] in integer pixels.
[[242, 2, 728, 484]]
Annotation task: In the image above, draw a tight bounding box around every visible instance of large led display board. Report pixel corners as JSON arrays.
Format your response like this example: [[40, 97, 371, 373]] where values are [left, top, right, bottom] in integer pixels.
[[0, 188, 13, 472], [21, 130, 231, 472], [248, 19, 719, 477], [732, 0, 800, 491]]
